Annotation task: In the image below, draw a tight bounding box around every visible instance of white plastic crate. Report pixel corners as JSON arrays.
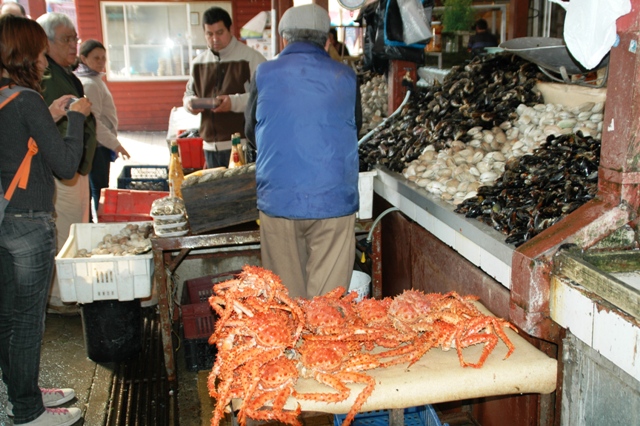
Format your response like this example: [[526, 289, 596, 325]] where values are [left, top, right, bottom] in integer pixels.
[[55, 222, 154, 303], [358, 170, 377, 220]]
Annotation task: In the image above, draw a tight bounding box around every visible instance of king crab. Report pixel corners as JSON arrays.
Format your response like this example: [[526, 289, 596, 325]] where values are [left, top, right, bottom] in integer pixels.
[[294, 340, 378, 426], [236, 355, 301, 426], [210, 265, 304, 341]]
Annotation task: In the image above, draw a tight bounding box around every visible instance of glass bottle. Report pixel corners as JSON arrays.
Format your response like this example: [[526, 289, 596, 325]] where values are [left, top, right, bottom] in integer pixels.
[[168, 140, 185, 198], [228, 132, 245, 168]]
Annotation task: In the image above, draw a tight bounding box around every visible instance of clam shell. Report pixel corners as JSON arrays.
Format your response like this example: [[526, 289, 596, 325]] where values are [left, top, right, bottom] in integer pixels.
[[437, 168, 453, 178], [558, 119, 577, 129], [416, 178, 430, 188], [426, 181, 444, 194], [577, 111, 593, 121], [575, 127, 593, 137], [441, 192, 454, 201], [578, 102, 595, 112], [590, 113, 604, 122], [499, 121, 512, 130], [476, 162, 492, 173], [467, 126, 483, 136], [464, 191, 478, 200], [479, 171, 498, 183], [543, 125, 562, 136], [422, 168, 437, 179], [592, 102, 605, 113], [467, 182, 480, 192]]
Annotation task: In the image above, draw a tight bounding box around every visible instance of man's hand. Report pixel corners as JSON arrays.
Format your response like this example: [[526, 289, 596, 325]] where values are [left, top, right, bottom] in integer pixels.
[[114, 144, 130, 160], [212, 95, 231, 113], [185, 97, 204, 115]]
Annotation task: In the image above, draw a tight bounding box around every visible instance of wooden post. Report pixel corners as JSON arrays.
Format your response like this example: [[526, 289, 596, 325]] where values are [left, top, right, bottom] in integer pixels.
[[388, 60, 417, 113]]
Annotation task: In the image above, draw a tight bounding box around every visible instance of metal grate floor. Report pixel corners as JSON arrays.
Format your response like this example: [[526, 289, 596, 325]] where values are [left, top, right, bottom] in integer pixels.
[[105, 307, 177, 426]]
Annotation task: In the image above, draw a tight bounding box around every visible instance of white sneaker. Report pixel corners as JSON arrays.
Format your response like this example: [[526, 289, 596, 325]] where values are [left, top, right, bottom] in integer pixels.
[[41, 389, 75, 408], [6, 388, 75, 417], [18, 407, 82, 426]]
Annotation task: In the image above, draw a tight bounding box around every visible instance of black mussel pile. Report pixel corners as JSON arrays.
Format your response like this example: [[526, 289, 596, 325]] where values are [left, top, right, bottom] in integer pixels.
[[454, 132, 600, 246], [359, 54, 549, 172]]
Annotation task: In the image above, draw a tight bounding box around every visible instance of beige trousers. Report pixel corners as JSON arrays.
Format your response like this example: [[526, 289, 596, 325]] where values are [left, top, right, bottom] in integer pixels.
[[49, 173, 90, 306], [259, 211, 356, 299]]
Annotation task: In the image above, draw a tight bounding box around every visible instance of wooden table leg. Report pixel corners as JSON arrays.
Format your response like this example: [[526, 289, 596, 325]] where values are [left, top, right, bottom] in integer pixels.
[[154, 248, 177, 387], [389, 408, 405, 425]]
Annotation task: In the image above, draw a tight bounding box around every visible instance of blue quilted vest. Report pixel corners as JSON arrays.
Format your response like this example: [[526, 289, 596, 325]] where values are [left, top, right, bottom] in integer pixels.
[[253, 42, 359, 219]]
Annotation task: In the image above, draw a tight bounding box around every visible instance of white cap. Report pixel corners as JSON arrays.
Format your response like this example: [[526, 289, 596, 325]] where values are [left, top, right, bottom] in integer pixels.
[[278, 4, 331, 36]]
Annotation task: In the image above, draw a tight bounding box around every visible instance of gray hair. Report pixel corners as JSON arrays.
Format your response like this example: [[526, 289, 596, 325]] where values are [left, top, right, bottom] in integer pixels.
[[281, 29, 327, 48], [36, 12, 75, 39]]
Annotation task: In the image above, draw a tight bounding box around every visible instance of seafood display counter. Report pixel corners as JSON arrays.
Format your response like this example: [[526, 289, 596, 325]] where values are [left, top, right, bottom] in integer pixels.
[[373, 165, 515, 289]]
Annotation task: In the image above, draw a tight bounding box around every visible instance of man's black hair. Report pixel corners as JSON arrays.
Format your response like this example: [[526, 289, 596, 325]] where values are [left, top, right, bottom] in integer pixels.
[[203, 7, 232, 30], [475, 19, 488, 31]]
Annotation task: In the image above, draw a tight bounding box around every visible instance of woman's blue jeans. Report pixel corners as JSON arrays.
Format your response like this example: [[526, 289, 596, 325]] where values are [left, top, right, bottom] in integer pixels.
[[0, 211, 56, 424]]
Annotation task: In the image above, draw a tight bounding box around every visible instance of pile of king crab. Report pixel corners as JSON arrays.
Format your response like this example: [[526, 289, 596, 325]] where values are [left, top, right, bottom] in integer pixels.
[[206, 265, 517, 426]]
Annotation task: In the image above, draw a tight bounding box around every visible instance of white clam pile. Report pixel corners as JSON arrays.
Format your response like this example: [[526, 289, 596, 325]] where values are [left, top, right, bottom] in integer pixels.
[[74, 223, 153, 258], [360, 74, 388, 133], [403, 101, 605, 205]]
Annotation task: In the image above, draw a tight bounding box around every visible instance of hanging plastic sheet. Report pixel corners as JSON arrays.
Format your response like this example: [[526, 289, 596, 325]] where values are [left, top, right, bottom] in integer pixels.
[[398, 0, 431, 45], [383, 0, 432, 48], [549, 0, 631, 70]]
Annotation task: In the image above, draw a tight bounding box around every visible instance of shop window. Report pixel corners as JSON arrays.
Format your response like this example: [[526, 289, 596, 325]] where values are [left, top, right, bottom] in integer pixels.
[[101, 1, 231, 81]]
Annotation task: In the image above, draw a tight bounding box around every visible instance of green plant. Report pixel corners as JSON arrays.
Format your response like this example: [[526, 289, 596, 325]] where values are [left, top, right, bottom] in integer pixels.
[[442, 0, 475, 33]]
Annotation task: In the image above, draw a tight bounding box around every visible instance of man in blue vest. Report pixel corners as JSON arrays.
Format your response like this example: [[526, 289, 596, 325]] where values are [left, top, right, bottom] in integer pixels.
[[245, 3, 362, 299]]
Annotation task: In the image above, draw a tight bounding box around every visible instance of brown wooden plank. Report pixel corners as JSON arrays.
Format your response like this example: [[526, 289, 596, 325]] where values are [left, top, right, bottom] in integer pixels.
[[554, 250, 640, 319], [182, 171, 258, 234]]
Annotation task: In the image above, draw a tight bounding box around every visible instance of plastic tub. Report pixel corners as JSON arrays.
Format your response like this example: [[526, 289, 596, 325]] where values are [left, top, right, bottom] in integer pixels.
[[349, 270, 371, 302], [81, 299, 142, 363]]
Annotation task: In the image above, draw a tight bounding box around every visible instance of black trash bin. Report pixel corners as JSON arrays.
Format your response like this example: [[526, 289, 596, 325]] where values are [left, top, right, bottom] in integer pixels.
[[80, 299, 142, 363]]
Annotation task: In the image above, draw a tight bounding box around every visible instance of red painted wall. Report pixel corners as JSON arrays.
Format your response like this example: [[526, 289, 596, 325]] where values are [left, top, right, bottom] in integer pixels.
[[72, 0, 271, 131]]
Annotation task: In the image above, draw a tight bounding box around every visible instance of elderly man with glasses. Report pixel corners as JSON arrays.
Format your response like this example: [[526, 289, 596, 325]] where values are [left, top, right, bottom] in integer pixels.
[[36, 12, 97, 314]]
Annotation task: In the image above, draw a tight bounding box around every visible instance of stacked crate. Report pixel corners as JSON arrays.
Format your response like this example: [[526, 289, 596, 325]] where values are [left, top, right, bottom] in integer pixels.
[[181, 271, 239, 371]]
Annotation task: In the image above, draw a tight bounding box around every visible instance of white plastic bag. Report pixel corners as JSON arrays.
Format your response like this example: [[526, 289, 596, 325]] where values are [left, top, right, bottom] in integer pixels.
[[398, 0, 431, 45], [550, 0, 631, 70]]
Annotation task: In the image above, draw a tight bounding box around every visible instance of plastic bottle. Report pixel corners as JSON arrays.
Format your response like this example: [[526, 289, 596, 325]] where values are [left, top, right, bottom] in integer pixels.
[[168, 140, 185, 198], [228, 132, 245, 168]]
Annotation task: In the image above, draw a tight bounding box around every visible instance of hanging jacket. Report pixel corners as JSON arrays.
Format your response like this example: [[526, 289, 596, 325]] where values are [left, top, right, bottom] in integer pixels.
[[245, 41, 361, 220]]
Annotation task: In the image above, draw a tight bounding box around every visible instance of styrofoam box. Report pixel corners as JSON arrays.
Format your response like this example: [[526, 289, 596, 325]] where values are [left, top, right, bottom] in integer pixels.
[[358, 170, 377, 220], [55, 222, 154, 303]]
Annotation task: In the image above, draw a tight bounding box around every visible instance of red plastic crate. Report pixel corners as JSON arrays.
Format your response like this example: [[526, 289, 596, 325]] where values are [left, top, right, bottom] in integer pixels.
[[182, 302, 216, 340], [185, 271, 241, 304], [97, 188, 169, 223], [177, 137, 205, 169]]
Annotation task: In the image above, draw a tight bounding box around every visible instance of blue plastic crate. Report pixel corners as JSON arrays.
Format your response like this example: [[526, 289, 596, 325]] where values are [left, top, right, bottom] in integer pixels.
[[333, 404, 448, 426]]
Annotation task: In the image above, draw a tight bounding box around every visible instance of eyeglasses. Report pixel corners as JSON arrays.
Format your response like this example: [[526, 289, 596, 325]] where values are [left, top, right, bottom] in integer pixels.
[[54, 35, 79, 45]]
